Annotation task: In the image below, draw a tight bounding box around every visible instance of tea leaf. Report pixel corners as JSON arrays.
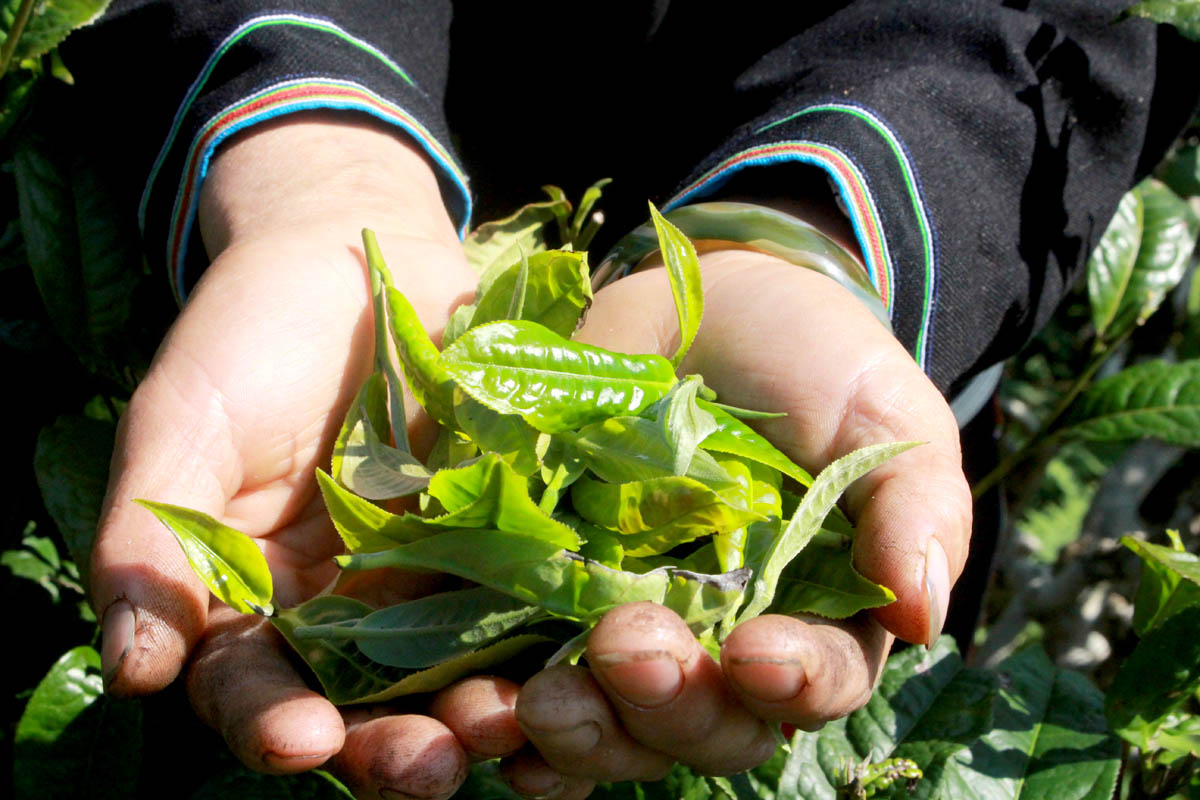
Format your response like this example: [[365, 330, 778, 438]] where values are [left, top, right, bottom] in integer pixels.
[[538, 437, 586, 512], [571, 474, 763, 557], [1107, 605, 1200, 733], [294, 586, 543, 668], [463, 192, 570, 274], [440, 320, 677, 433], [135, 500, 273, 615], [662, 567, 751, 636], [425, 453, 581, 549], [13, 645, 141, 800], [363, 230, 413, 452], [316, 469, 434, 553], [770, 540, 895, 620], [1087, 188, 1143, 341], [935, 646, 1119, 800], [1061, 359, 1200, 445], [454, 393, 544, 477], [648, 203, 704, 368], [650, 376, 718, 475], [1122, 1, 1200, 41], [737, 441, 919, 624], [273, 595, 547, 703], [570, 178, 612, 248], [1124, 534, 1200, 635], [384, 286, 457, 427], [333, 372, 431, 500], [337, 531, 670, 624], [469, 250, 592, 339], [3, 0, 112, 63], [698, 400, 814, 487], [564, 415, 734, 487]]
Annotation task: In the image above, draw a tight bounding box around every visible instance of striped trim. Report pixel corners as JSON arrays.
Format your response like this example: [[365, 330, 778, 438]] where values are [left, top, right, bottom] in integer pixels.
[[140, 13, 420, 231], [667, 141, 894, 313], [164, 78, 472, 303], [759, 103, 938, 369]]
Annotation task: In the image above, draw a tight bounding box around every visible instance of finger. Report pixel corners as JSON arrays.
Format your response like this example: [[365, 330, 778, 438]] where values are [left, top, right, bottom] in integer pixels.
[[429, 676, 527, 760], [684, 257, 972, 647], [185, 605, 345, 773], [330, 709, 468, 800], [500, 746, 596, 800], [517, 664, 674, 783], [720, 613, 891, 728], [586, 603, 778, 776], [94, 359, 243, 695]]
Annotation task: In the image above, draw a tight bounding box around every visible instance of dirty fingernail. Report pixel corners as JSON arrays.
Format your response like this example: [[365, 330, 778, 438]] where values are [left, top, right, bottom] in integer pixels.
[[727, 657, 807, 703], [591, 650, 683, 708], [262, 751, 332, 772], [925, 537, 950, 648], [101, 598, 136, 690], [526, 720, 601, 755]]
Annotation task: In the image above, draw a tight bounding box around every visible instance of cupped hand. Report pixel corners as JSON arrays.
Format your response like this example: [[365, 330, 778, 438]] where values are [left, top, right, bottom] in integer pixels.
[[91, 115, 523, 799], [510, 247, 972, 790]]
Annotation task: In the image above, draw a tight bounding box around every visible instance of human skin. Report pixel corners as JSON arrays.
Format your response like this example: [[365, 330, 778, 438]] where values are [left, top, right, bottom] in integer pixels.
[[91, 114, 969, 798]]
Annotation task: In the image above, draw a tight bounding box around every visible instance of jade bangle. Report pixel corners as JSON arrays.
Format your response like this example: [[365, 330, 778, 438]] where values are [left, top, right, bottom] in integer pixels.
[[593, 201, 891, 331]]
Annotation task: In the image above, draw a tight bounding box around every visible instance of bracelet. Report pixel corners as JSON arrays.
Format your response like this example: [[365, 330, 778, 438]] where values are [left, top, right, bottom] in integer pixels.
[[592, 201, 891, 331]]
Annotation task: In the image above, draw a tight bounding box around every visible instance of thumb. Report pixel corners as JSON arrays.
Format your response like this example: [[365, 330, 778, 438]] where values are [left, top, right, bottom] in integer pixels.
[[93, 353, 243, 696]]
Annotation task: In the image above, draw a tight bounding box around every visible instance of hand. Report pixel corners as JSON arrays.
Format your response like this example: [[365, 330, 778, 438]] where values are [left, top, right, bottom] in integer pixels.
[[92, 115, 521, 798], [509, 247, 972, 791]]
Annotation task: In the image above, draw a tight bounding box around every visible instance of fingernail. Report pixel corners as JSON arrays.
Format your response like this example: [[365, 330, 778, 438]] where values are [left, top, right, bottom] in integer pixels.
[[727, 657, 807, 703], [262, 751, 331, 771], [925, 537, 950, 649], [591, 650, 683, 708], [101, 598, 136, 691], [525, 720, 601, 754]]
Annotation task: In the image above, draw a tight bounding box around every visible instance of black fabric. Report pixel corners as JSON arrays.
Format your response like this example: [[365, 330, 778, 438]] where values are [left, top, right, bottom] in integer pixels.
[[61, 0, 1200, 395]]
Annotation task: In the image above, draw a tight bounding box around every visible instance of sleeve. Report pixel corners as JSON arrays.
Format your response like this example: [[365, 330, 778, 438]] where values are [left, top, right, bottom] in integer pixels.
[[657, 0, 1200, 398], [61, 0, 469, 304]]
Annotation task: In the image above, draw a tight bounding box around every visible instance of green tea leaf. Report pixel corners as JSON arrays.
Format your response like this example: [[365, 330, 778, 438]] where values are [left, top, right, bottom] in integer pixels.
[[1087, 188, 1143, 340], [463, 192, 570, 274], [442, 301, 476, 347], [648, 203, 704, 367], [759, 637, 994, 799], [3, 1, 112, 63], [426, 453, 581, 549], [294, 586, 543, 668], [1098, 179, 1198, 342], [338, 531, 670, 624], [384, 286, 457, 427], [363, 230, 412, 452], [1107, 605, 1200, 733], [662, 567, 751, 636], [1123, 1, 1200, 41], [935, 646, 1120, 800], [135, 500, 274, 615], [649, 376, 718, 475], [316, 469, 433, 553], [34, 414, 114, 589], [1061, 359, 1200, 445], [454, 393, 544, 477], [440, 320, 677, 433], [469, 250, 593, 339], [1124, 534, 1200, 635], [333, 372, 431, 500], [538, 436, 586, 512], [15, 124, 142, 384], [570, 177, 612, 248], [770, 540, 895, 620], [564, 415, 735, 487], [13, 645, 141, 800], [273, 595, 546, 703], [571, 474, 763, 557], [698, 400, 814, 487], [737, 441, 919, 624]]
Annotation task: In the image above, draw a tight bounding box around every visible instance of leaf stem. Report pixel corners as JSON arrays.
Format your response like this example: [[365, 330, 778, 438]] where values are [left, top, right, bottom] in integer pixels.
[[0, 0, 38, 78], [972, 329, 1130, 500]]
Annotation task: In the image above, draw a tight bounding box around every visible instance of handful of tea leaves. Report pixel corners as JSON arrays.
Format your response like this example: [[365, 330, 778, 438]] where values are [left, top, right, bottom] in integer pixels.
[[139, 199, 911, 705]]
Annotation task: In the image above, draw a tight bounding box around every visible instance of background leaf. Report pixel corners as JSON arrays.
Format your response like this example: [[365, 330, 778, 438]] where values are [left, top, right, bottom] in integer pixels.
[[135, 500, 274, 615], [1123, 0, 1200, 41], [1, 0, 112, 62], [1124, 534, 1200, 634], [1061, 359, 1200, 445], [192, 765, 355, 800], [33, 413, 113, 588], [13, 646, 142, 800], [1086, 188, 1143, 340], [1106, 604, 1200, 733]]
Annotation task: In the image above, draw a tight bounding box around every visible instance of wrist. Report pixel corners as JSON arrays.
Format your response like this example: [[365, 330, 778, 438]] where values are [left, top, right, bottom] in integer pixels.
[[197, 111, 461, 257]]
